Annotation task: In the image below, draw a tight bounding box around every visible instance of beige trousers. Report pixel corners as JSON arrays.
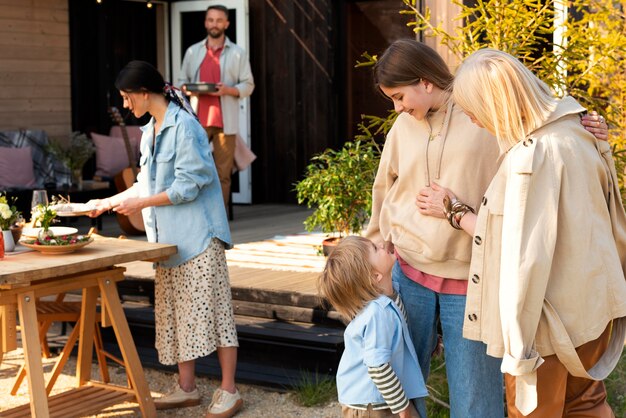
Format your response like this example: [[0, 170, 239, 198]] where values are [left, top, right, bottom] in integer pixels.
[[205, 126, 236, 208], [341, 402, 420, 418]]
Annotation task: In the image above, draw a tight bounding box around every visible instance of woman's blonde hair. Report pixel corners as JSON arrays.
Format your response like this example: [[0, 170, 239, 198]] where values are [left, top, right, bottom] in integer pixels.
[[452, 48, 557, 152], [318, 236, 381, 320]]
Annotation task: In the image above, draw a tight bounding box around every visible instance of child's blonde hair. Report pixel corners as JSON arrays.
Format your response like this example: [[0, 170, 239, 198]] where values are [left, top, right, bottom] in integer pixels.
[[452, 48, 557, 153], [318, 236, 381, 320]]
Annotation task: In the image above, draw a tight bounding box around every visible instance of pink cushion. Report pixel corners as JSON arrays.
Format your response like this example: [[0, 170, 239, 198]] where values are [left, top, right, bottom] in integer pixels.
[[91, 132, 140, 178], [0, 146, 37, 188]]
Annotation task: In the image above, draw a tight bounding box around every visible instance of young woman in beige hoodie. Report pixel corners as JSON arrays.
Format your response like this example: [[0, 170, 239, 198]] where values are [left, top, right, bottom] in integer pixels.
[[366, 39, 609, 418], [434, 48, 626, 417]]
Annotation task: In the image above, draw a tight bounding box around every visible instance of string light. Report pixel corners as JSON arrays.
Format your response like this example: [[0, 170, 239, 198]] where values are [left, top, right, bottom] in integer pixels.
[[146, 0, 152, 8], [96, 0, 102, 3]]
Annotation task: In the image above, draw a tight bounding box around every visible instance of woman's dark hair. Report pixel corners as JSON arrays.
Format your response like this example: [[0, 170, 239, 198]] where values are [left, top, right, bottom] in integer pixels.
[[115, 60, 165, 94], [374, 39, 454, 90]]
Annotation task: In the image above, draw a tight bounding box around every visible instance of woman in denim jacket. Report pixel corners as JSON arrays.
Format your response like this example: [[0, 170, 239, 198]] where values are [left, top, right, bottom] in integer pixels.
[[90, 61, 243, 418]]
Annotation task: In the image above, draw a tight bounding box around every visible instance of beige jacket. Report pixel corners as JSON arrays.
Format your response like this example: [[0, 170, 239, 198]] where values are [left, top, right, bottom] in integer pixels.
[[464, 96, 626, 414], [365, 103, 501, 279]]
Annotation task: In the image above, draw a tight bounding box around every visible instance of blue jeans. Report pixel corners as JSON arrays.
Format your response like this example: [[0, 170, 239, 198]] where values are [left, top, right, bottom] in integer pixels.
[[393, 262, 504, 418]]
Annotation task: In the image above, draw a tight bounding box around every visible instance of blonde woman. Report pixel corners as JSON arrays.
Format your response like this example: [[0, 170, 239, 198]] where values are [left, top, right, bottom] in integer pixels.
[[433, 48, 626, 417], [319, 236, 427, 418]]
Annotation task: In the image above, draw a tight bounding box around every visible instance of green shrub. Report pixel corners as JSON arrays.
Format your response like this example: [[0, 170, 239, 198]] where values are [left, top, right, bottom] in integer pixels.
[[295, 114, 394, 236]]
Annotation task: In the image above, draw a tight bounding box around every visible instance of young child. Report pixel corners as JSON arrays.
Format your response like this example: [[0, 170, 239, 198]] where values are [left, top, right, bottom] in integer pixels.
[[319, 236, 428, 418]]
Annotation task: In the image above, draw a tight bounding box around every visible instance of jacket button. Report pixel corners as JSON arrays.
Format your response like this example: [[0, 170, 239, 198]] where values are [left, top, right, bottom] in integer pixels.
[[467, 313, 478, 321], [474, 236, 482, 245], [482, 196, 488, 205], [471, 274, 480, 284], [527, 138, 534, 144]]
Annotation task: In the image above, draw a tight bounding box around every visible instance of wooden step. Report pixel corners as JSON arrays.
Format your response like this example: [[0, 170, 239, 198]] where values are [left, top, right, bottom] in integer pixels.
[[96, 302, 345, 387], [117, 277, 330, 310], [100, 341, 338, 388]]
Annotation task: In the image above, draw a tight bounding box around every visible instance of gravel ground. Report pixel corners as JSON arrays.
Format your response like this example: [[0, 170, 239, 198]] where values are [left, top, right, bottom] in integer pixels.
[[0, 348, 341, 417]]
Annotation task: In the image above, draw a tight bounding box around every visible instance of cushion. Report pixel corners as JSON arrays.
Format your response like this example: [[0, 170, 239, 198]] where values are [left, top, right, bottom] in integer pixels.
[[0, 129, 54, 186], [0, 146, 37, 188], [91, 132, 140, 178]]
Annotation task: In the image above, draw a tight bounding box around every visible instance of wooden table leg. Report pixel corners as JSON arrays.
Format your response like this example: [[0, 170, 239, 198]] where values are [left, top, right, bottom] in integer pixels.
[[1, 303, 17, 353], [17, 290, 50, 417], [98, 276, 156, 418], [76, 286, 98, 386], [0, 308, 3, 366]]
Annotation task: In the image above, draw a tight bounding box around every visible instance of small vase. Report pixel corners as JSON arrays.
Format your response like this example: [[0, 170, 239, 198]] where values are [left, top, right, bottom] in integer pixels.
[[72, 168, 83, 190], [38, 228, 54, 242], [10, 223, 23, 244], [2, 230, 15, 252]]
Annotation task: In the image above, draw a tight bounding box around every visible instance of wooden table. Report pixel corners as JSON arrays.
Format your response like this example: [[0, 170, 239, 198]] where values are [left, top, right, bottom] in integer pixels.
[[0, 236, 177, 418]]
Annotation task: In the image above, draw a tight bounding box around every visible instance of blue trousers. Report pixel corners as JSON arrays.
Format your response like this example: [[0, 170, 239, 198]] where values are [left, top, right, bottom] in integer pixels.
[[393, 262, 504, 418]]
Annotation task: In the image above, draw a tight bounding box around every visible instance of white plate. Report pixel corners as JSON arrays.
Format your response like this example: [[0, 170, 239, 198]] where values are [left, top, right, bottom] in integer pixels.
[[50, 202, 97, 217], [21, 226, 79, 238]]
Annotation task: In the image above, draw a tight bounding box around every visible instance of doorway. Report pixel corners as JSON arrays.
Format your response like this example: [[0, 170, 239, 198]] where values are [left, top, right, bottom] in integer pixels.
[[171, 0, 252, 204]]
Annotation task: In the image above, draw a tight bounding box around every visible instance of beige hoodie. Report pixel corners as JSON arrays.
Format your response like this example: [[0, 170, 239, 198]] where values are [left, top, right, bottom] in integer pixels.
[[366, 104, 501, 279]]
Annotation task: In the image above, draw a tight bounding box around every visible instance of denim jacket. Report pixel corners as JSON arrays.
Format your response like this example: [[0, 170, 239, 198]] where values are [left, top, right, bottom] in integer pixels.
[[135, 102, 232, 267], [336, 290, 428, 406]]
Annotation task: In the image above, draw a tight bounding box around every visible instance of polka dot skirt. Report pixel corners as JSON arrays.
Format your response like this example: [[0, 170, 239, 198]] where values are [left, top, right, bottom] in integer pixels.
[[154, 238, 238, 365]]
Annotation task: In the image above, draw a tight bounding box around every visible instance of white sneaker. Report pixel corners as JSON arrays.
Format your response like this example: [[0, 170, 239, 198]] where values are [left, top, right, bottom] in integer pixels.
[[154, 384, 201, 410], [206, 388, 243, 418]]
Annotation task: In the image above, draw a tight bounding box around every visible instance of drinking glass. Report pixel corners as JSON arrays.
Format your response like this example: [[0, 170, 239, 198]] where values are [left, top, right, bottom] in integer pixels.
[[31, 189, 49, 209]]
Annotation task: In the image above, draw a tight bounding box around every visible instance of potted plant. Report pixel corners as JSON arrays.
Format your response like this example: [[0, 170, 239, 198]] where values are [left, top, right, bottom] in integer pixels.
[[295, 138, 381, 255], [46, 132, 96, 190]]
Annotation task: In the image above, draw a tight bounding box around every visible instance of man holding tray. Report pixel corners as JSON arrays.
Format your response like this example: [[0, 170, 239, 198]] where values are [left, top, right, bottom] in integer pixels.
[[178, 4, 254, 210]]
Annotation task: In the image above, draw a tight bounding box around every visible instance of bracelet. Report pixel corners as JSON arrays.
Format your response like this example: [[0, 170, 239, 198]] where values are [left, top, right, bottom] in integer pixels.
[[443, 195, 475, 230]]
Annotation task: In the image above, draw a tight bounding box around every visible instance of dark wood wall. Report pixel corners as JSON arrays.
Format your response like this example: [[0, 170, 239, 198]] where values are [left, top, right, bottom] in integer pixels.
[[247, 0, 412, 203], [69, 0, 157, 138], [248, 0, 338, 203]]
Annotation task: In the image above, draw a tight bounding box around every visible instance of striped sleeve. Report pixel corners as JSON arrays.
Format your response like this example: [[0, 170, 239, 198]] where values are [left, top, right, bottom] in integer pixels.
[[367, 362, 409, 414], [393, 292, 408, 323]]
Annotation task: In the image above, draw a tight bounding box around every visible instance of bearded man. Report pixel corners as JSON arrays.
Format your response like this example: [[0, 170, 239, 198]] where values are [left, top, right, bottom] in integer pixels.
[[179, 4, 254, 210]]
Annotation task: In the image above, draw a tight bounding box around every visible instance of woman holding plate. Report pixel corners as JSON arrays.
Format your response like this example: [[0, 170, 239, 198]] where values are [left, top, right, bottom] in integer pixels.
[[89, 61, 243, 418]]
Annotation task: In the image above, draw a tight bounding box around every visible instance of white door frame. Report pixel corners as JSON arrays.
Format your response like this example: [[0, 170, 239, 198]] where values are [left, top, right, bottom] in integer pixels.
[[171, 0, 252, 204]]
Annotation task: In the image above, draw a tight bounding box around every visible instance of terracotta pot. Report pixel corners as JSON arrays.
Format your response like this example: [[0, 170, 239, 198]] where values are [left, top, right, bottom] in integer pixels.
[[10, 224, 23, 244], [322, 236, 342, 257]]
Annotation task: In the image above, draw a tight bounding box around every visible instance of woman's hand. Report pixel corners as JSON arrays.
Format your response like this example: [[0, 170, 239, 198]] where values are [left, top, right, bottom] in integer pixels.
[[113, 197, 145, 215], [581, 111, 608, 141], [86, 199, 111, 218], [416, 182, 456, 218]]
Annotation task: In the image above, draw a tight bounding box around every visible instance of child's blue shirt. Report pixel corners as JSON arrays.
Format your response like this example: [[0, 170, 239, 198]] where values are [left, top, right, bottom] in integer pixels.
[[336, 292, 428, 406]]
